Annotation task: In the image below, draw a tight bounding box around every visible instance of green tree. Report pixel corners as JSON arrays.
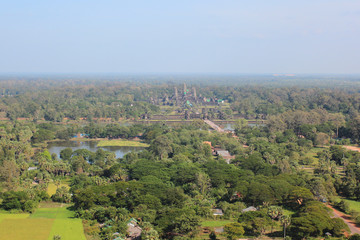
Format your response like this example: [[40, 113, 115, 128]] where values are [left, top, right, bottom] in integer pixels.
[[224, 222, 245, 240], [0, 160, 19, 190], [174, 213, 200, 237], [141, 222, 160, 240], [268, 206, 283, 233], [280, 215, 291, 239], [329, 113, 345, 138], [150, 135, 172, 160], [60, 148, 73, 161]]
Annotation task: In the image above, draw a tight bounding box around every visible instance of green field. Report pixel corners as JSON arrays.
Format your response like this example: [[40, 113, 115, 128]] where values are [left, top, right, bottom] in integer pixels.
[[343, 199, 360, 212], [31, 206, 74, 219], [97, 139, 149, 147], [201, 220, 233, 227], [0, 212, 30, 223], [48, 219, 86, 240], [0, 206, 85, 240]]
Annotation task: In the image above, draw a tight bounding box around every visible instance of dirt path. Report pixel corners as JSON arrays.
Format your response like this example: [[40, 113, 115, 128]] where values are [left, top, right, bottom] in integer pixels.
[[343, 145, 360, 152], [327, 205, 360, 235]]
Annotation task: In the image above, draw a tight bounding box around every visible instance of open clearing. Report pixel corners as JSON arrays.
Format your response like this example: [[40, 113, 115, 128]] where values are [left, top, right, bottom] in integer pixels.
[[0, 205, 85, 240]]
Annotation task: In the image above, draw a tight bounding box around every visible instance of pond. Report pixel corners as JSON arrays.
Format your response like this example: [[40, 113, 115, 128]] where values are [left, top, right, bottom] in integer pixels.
[[47, 141, 146, 159], [222, 123, 234, 131]]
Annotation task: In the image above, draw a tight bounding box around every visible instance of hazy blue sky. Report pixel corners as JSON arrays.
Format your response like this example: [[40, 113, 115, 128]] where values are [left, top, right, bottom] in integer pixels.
[[1, 0, 359, 74]]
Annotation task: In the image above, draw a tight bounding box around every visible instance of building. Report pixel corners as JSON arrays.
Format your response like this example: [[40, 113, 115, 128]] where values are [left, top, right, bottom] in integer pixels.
[[242, 206, 257, 213], [126, 218, 142, 240], [212, 208, 224, 216], [213, 148, 235, 164]]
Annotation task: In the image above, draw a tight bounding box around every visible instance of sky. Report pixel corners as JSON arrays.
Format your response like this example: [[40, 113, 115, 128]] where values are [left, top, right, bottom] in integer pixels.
[[0, 0, 359, 74]]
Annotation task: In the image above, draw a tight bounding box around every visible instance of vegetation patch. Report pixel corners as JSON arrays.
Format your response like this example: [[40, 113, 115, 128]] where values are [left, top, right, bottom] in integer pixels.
[[0, 218, 54, 240], [201, 220, 233, 227], [97, 139, 149, 147], [47, 183, 70, 196]]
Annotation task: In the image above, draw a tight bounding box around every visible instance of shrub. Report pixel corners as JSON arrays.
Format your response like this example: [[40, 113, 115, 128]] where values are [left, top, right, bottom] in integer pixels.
[[336, 200, 350, 214]]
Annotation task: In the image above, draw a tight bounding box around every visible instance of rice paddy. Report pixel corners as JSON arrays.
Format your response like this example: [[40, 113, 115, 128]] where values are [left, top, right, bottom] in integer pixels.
[[0, 205, 85, 240]]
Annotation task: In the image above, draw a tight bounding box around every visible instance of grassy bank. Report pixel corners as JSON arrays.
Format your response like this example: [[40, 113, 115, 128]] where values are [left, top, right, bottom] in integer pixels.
[[97, 139, 149, 147]]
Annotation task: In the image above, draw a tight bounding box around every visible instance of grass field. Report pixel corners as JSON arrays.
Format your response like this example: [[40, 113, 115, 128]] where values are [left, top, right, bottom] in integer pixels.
[[343, 199, 360, 212], [201, 220, 233, 227], [0, 212, 29, 223], [0, 205, 85, 240], [97, 139, 149, 147], [31, 206, 74, 219], [48, 219, 86, 240]]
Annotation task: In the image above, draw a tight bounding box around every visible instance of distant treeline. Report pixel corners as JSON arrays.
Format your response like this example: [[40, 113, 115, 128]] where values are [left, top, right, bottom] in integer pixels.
[[1, 77, 360, 121]]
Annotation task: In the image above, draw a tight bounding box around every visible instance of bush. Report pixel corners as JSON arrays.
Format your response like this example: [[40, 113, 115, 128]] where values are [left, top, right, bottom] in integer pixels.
[[336, 200, 350, 214], [23, 200, 38, 213], [350, 211, 360, 225]]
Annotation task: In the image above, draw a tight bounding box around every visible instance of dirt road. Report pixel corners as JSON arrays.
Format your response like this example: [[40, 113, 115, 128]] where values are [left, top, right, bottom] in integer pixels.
[[327, 205, 360, 235]]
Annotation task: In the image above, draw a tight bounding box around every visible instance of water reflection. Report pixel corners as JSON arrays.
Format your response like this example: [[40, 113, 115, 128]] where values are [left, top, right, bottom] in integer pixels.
[[47, 141, 145, 159]]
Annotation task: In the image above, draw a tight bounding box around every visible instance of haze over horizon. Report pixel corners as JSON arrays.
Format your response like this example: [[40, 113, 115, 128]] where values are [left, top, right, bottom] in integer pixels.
[[1, 1, 359, 74]]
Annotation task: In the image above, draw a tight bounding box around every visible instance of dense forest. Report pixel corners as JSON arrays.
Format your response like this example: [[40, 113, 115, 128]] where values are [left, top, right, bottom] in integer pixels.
[[2, 77, 360, 239], [2, 76, 360, 121]]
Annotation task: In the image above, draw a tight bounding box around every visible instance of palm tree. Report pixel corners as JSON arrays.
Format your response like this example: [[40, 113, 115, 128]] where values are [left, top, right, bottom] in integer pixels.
[[268, 206, 283, 234], [280, 215, 291, 239]]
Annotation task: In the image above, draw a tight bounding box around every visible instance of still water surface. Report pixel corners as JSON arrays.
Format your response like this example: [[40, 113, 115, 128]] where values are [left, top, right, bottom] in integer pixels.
[[47, 141, 145, 159]]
